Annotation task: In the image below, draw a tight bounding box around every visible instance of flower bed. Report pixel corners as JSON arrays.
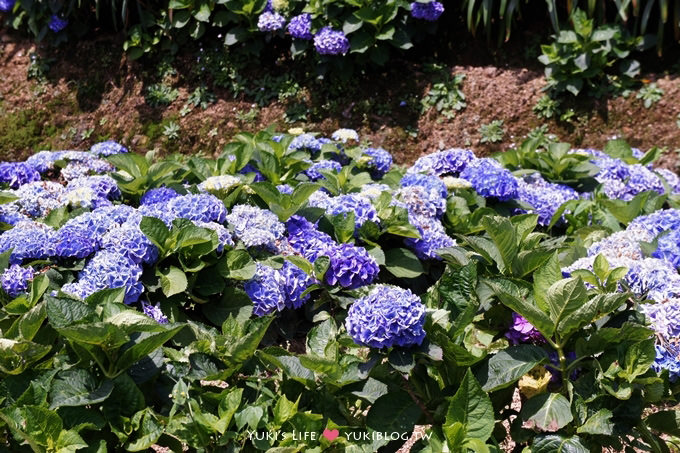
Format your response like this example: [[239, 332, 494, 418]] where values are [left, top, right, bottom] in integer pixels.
[[0, 130, 678, 451]]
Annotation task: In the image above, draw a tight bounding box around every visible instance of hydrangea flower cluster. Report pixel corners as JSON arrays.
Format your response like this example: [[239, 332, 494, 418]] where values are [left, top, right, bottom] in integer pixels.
[[324, 194, 378, 229], [0, 162, 41, 188], [362, 147, 393, 177], [345, 285, 426, 349], [258, 11, 286, 31], [140, 187, 180, 205], [505, 313, 546, 345], [331, 128, 359, 143], [48, 14, 68, 32], [1, 264, 34, 297], [459, 158, 519, 201], [304, 160, 341, 181], [288, 133, 323, 153], [288, 13, 313, 40], [90, 140, 129, 157], [226, 205, 285, 248], [141, 301, 169, 324], [515, 173, 580, 226], [0, 0, 16, 12], [410, 1, 445, 21], [313, 27, 350, 55], [245, 261, 315, 316]]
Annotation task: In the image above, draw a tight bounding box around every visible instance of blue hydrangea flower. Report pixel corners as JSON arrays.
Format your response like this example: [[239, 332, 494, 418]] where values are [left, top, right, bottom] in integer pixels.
[[141, 301, 169, 324], [288, 133, 323, 153], [169, 194, 227, 224], [48, 14, 68, 32], [0, 0, 16, 12], [288, 13, 313, 40], [226, 204, 285, 248], [326, 194, 379, 229], [277, 184, 293, 195], [67, 250, 144, 304], [245, 263, 286, 316], [345, 285, 426, 349], [410, 1, 444, 21], [26, 151, 64, 173], [66, 175, 121, 201], [396, 185, 446, 218], [90, 140, 128, 157], [363, 148, 393, 177], [140, 187, 180, 206], [0, 162, 41, 189], [625, 258, 680, 302], [313, 27, 350, 55], [400, 173, 448, 199], [639, 299, 680, 340], [630, 209, 680, 237], [258, 11, 286, 31], [652, 343, 680, 382], [360, 183, 391, 200], [653, 229, 680, 269], [239, 163, 265, 182], [50, 224, 100, 259], [0, 204, 27, 225], [0, 221, 54, 264], [101, 224, 159, 265], [505, 313, 546, 345], [60, 159, 115, 181], [656, 168, 680, 194], [304, 160, 342, 181], [404, 213, 456, 260], [288, 225, 334, 262], [515, 173, 580, 226], [459, 158, 519, 201], [408, 148, 477, 176], [1, 264, 34, 298], [325, 243, 379, 289], [195, 221, 234, 253], [14, 181, 66, 217], [281, 261, 315, 309]]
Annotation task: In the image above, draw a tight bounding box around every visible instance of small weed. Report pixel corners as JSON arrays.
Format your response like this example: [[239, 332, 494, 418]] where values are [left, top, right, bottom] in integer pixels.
[[533, 95, 561, 119], [145, 83, 179, 107], [163, 121, 180, 140], [80, 128, 94, 141], [179, 105, 193, 117], [421, 73, 466, 119], [526, 124, 558, 145], [208, 128, 218, 138], [478, 120, 505, 144], [676, 113, 680, 129], [284, 103, 309, 123], [99, 118, 108, 126], [235, 107, 259, 123], [636, 83, 664, 108], [187, 85, 216, 109], [27, 53, 52, 83]]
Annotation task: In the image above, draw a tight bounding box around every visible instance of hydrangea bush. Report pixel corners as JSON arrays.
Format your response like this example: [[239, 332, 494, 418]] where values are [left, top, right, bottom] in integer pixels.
[[0, 128, 679, 451]]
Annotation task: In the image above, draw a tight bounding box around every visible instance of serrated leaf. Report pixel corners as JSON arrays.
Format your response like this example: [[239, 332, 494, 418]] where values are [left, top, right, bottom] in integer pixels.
[[477, 345, 549, 392], [521, 393, 573, 432], [445, 370, 495, 442]]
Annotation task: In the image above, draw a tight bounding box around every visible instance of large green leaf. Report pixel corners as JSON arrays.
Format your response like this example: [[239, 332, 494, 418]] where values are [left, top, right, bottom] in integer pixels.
[[366, 390, 422, 434], [0, 338, 52, 375], [577, 409, 614, 435], [545, 277, 588, 327], [384, 247, 425, 278], [46, 296, 96, 328], [533, 252, 562, 311], [158, 266, 188, 297], [477, 345, 549, 392], [520, 393, 573, 432], [116, 325, 184, 372], [49, 369, 114, 409], [557, 292, 629, 337], [445, 370, 495, 442], [486, 279, 554, 337], [645, 410, 680, 436], [481, 216, 518, 274], [531, 434, 589, 453]]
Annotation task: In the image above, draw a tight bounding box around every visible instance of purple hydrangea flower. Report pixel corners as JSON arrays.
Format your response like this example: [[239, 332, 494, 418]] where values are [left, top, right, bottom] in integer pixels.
[[140, 187, 180, 206], [288, 13, 313, 40], [396, 185, 446, 218], [48, 14, 68, 32], [408, 148, 477, 177], [304, 160, 342, 181], [90, 140, 128, 157], [313, 27, 350, 55], [281, 261, 315, 309], [245, 263, 286, 316], [515, 173, 580, 226], [258, 11, 286, 32], [653, 229, 680, 269], [410, 1, 444, 21], [363, 147, 393, 177], [0, 220, 54, 264], [277, 184, 294, 195], [66, 175, 121, 201], [345, 285, 426, 349], [325, 243, 379, 289], [404, 213, 456, 260], [652, 343, 680, 382], [1, 264, 34, 297], [459, 158, 519, 201], [0, 162, 41, 189], [195, 221, 234, 253], [141, 301, 169, 324], [326, 194, 378, 229], [226, 204, 285, 248], [0, 0, 16, 12], [169, 194, 227, 224], [505, 313, 545, 345], [50, 224, 100, 259], [101, 224, 159, 265], [288, 133, 323, 153], [400, 173, 448, 199], [14, 181, 66, 217]]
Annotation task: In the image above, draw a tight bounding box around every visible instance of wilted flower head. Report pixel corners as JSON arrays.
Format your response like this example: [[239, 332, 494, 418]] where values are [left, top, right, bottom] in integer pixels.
[[313, 27, 350, 55], [345, 285, 426, 349], [1, 264, 34, 298]]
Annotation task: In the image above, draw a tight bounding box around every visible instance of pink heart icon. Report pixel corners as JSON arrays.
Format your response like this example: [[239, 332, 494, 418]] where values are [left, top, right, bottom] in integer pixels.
[[322, 429, 340, 442]]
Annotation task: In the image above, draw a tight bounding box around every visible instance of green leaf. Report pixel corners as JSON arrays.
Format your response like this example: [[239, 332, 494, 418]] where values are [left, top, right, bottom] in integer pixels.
[[486, 279, 554, 337], [577, 409, 614, 435], [521, 393, 573, 432], [0, 405, 62, 447], [49, 369, 114, 409], [235, 405, 264, 430], [482, 216, 518, 274], [445, 370, 495, 443], [622, 339, 656, 381], [384, 248, 425, 278], [558, 292, 629, 337], [273, 394, 298, 426], [0, 338, 52, 375], [352, 377, 388, 404], [477, 345, 549, 392], [219, 249, 256, 280], [158, 266, 188, 297], [140, 216, 170, 250], [366, 390, 422, 434], [531, 434, 589, 453], [116, 325, 184, 372], [533, 252, 562, 312], [545, 278, 588, 327], [645, 410, 680, 436]]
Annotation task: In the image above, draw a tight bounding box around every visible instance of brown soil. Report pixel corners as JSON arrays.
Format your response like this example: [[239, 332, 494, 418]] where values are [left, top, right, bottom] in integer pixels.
[[1, 31, 679, 170]]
